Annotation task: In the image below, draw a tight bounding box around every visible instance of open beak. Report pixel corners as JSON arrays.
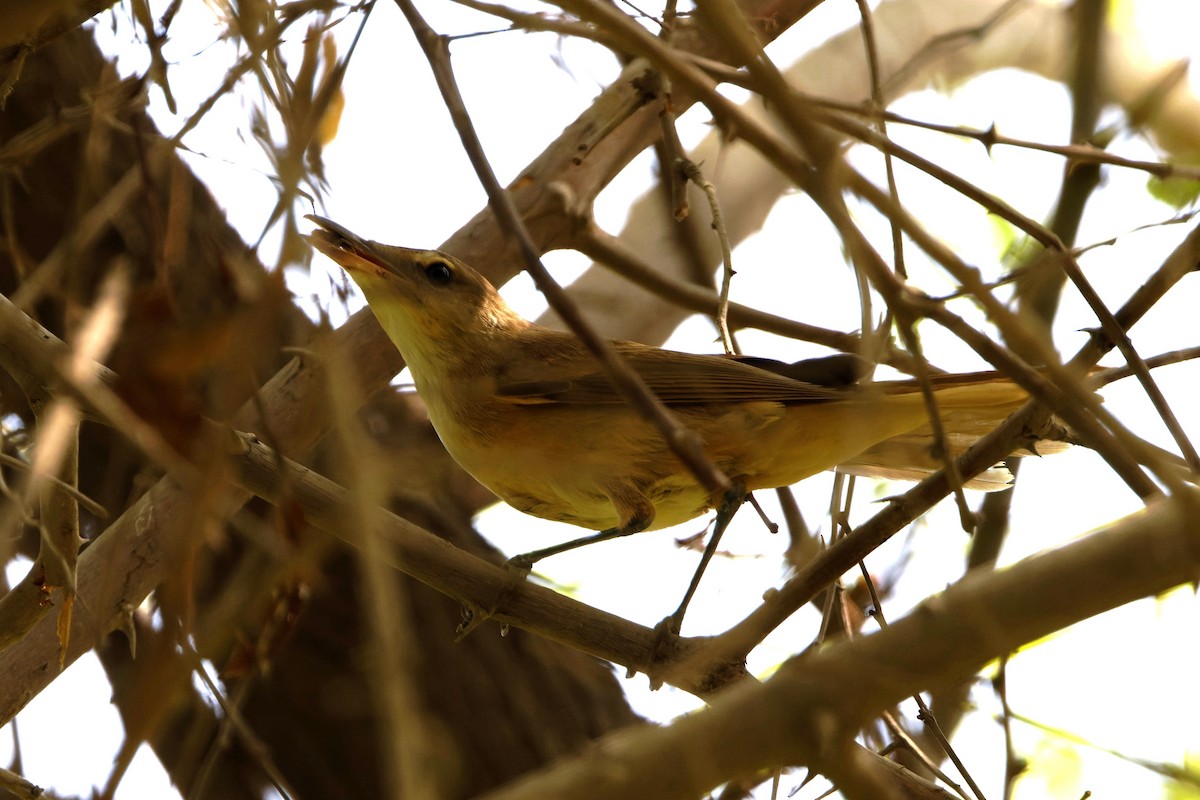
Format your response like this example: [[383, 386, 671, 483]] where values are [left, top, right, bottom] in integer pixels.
[[305, 214, 387, 273]]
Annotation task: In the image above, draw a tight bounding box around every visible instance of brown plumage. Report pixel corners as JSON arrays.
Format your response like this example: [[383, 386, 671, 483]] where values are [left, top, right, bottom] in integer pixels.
[[307, 215, 1040, 537]]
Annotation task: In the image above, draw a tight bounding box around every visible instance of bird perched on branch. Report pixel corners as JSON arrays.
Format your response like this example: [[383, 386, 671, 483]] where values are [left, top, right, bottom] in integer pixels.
[[307, 215, 1047, 565]]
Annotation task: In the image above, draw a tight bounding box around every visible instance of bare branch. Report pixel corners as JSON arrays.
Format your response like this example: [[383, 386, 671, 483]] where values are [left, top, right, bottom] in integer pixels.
[[481, 491, 1200, 800]]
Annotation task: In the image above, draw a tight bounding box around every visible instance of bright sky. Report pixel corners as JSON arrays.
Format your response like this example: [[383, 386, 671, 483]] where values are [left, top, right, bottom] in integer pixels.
[[4, 1, 1199, 798]]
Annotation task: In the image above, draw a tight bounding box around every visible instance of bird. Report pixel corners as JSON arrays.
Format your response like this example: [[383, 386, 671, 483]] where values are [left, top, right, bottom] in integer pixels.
[[306, 215, 1043, 565]]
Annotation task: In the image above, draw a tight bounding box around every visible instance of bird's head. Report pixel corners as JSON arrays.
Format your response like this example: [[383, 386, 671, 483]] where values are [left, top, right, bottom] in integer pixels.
[[306, 215, 527, 377]]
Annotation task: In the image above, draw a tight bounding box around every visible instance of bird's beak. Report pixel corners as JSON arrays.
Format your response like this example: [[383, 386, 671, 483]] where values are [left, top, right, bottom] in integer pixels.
[[305, 214, 387, 274], [305, 215, 441, 287]]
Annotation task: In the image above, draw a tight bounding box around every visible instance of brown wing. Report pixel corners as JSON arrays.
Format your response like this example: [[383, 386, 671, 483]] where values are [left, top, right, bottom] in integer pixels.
[[495, 337, 852, 406], [727, 353, 868, 387]]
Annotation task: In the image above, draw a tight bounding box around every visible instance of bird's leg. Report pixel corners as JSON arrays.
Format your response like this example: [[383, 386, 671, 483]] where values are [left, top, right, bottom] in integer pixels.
[[508, 484, 654, 570], [486, 503, 650, 639], [657, 482, 748, 637], [745, 492, 778, 533], [507, 517, 652, 570]]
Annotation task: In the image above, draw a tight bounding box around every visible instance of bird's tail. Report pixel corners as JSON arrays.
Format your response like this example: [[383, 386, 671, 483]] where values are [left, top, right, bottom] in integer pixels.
[[840, 374, 1072, 490]]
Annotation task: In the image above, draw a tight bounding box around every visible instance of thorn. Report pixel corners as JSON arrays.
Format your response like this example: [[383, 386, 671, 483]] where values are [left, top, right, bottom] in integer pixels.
[[981, 123, 998, 155]]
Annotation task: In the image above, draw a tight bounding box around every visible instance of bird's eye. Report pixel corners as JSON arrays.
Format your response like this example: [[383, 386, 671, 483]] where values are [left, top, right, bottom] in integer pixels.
[[424, 261, 453, 286]]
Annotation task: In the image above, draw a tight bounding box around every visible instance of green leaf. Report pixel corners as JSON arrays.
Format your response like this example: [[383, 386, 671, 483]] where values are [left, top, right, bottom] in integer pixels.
[[1147, 176, 1200, 210]]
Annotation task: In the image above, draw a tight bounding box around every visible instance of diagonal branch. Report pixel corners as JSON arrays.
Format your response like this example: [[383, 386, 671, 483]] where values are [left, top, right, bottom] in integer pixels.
[[479, 489, 1200, 800]]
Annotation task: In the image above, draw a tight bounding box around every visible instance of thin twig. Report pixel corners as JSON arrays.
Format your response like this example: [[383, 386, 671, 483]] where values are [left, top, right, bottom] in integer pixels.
[[915, 702, 988, 800], [992, 658, 1022, 800], [572, 224, 872, 355], [678, 160, 738, 355], [186, 650, 297, 800], [879, 710, 972, 800], [0, 453, 108, 519], [654, 71, 692, 221], [859, 556, 985, 800], [864, 109, 1200, 181], [322, 333, 448, 800], [1091, 346, 1200, 387], [853, 0, 972, 527]]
